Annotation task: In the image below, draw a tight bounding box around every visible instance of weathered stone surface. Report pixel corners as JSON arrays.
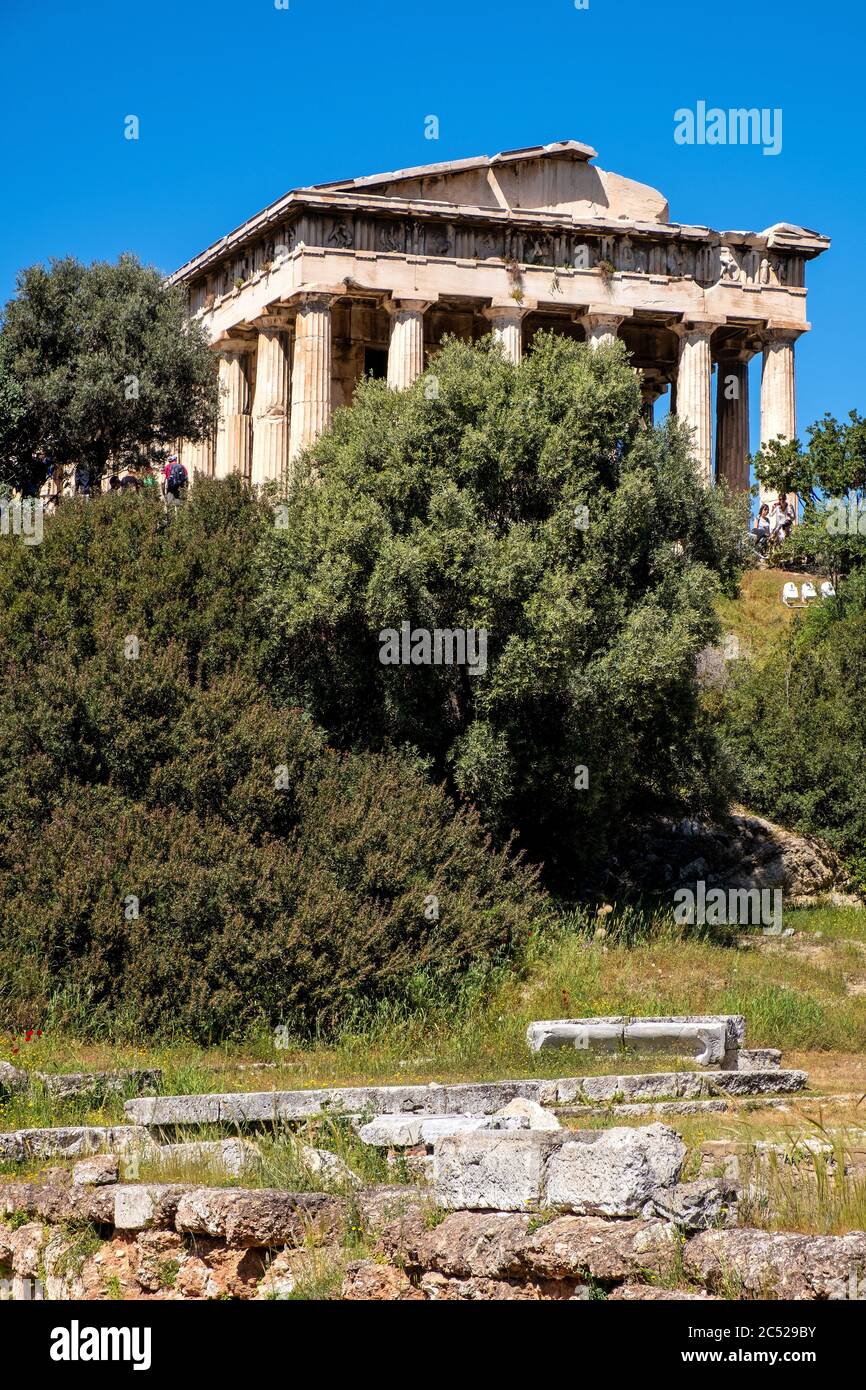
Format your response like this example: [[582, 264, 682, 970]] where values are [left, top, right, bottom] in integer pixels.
[[609, 1284, 718, 1301], [684, 1228, 866, 1299], [735, 1048, 782, 1072], [0, 1124, 153, 1163], [298, 1144, 362, 1189], [420, 1270, 581, 1300], [381, 1210, 532, 1279], [356, 1112, 528, 1149], [35, 1069, 162, 1100], [125, 1078, 562, 1127], [174, 1188, 346, 1248], [572, 1099, 732, 1119], [524, 1214, 676, 1281], [545, 1124, 687, 1216], [642, 1178, 737, 1230], [527, 1015, 744, 1064], [154, 1138, 263, 1179], [0, 1061, 28, 1095], [133, 1229, 187, 1292], [9, 1222, 47, 1279], [342, 1260, 424, 1300], [433, 1122, 685, 1216], [434, 1131, 560, 1211], [354, 1185, 429, 1234], [494, 1098, 561, 1130], [571, 1068, 804, 1104], [113, 1184, 187, 1232], [0, 1180, 115, 1227], [125, 1064, 804, 1132], [72, 1155, 119, 1187], [619, 811, 847, 901]]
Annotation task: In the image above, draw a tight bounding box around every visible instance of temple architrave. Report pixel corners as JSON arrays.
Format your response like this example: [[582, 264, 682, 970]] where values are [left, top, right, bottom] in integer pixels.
[[169, 140, 829, 498]]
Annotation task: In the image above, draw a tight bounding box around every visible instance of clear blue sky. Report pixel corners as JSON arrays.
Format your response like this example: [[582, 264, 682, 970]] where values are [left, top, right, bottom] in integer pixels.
[[1, 0, 862, 443]]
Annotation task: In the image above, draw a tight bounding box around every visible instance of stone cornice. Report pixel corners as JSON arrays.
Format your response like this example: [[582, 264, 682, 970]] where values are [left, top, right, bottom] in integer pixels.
[[169, 186, 829, 288]]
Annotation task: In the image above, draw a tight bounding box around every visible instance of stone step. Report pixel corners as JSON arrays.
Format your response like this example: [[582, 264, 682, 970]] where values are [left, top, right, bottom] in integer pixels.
[[0, 1125, 153, 1163], [123, 1068, 806, 1130], [558, 1093, 834, 1119], [556, 1068, 806, 1105]]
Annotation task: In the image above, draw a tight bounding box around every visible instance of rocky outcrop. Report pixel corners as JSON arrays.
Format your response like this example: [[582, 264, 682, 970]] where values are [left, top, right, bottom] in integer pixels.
[[610, 809, 852, 900]]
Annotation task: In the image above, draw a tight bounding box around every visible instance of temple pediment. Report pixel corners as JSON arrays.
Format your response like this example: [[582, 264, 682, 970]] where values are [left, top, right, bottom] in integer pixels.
[[314, 141, 670, 224]]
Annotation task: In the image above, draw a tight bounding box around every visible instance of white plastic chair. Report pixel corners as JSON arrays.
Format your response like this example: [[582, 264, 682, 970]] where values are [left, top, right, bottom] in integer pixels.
[[801, 582, 817, 602], [782, 582, 799, 606], [820, 581, 836, 599]]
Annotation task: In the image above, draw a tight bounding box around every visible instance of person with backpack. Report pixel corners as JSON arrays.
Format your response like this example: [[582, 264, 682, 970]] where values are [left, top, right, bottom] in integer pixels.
[[162, 454, 188, 505]]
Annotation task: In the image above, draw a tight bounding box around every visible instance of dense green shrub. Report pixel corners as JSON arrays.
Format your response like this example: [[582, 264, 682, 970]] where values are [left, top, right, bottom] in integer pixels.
[[0, 481, 548, 1040], [259, 333, 744, 888]]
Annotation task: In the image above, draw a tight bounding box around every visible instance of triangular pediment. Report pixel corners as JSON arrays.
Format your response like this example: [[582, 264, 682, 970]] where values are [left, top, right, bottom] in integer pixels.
[[313, 141, 669, 224]]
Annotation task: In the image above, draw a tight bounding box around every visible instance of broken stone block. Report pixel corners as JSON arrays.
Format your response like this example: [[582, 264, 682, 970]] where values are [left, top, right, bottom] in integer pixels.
[[35, 1069, 162, 1101], [113, 1184, 187, 1231], [545, 1123, 687, 1216], [642, 1177, 738, 1230], [298, 1144, 362, 1189], [494, 1098, 561, 1130], [736, 1048, 782, 1072], [174, 1188, 346, 1248], [0, 1061, 28, 1096], [434, 1131, 560, 1211], [356, 1113, 530, 1151], [72, 1155, 119, 1187]]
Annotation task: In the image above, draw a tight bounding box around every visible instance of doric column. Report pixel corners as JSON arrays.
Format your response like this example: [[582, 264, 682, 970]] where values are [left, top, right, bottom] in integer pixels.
[[385, 298, 430, 389], [577, 307, 631, 349], [289, 291, 334, 461], [215, 343, 252, 480], [483, 300, 529, 363], [715, 350, 752, 493], [182, 432, 215, 479], [674, 320, 718, 485], [759, 327, 801, 510], [251, 315, 292, 487], [760, 329, 799, 445]]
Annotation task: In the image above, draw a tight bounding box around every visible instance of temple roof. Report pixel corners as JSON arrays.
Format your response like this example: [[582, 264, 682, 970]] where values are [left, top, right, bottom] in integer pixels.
[[308, 139, 670, 223], [168, 142, 829, 285]]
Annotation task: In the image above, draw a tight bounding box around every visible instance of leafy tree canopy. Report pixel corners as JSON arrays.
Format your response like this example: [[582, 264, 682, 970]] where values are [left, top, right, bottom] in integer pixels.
[[259, 333, 745, 890], [756, 412, 866, 578], [0, 253, 218, 491]]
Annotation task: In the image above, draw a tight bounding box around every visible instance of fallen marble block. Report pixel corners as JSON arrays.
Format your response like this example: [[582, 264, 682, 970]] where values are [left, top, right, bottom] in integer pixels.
[[0, 1125, 156, 1163], [526, 1015, 745, 1067], [356, 1113, 529, 1149], [734, 1048, 782, 1072]]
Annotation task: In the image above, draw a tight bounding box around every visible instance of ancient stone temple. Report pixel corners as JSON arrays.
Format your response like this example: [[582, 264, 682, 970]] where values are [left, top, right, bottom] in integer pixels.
[[170, 140, 829, 493]]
